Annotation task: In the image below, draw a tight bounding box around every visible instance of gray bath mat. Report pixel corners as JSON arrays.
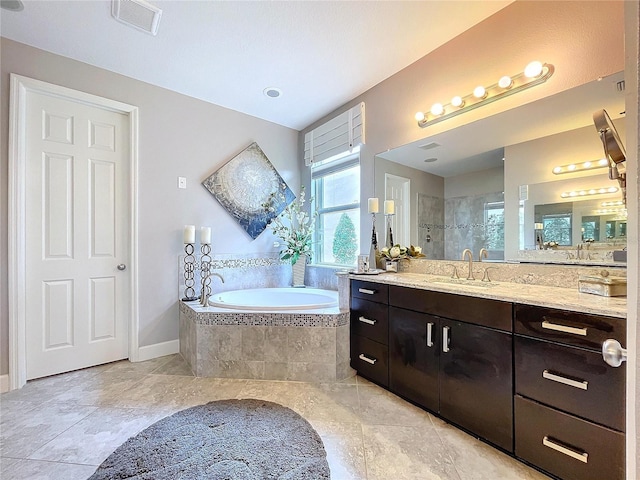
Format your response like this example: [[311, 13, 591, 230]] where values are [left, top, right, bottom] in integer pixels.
[[88, 399, 330, 479]]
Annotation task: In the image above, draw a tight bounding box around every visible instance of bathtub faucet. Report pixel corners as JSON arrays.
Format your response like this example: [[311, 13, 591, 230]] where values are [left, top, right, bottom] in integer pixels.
[[199, 272, 225, 307]]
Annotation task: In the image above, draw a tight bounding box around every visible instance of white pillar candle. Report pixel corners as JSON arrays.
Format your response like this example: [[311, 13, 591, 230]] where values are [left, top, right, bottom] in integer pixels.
[[183, 225, 195, 244], [368, 198, 379, 213], [200, 226, 212, 244], [384, 200, 395, 215]]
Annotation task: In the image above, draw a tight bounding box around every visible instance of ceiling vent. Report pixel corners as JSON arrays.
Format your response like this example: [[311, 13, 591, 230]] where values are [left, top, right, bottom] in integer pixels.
[[112, 0, 162, 36], [418, 142, 441, 150]]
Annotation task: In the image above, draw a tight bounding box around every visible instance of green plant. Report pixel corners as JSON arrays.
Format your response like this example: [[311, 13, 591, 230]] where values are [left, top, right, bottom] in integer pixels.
[[265, 186, 316, 265], [332, 213, 357, 264]]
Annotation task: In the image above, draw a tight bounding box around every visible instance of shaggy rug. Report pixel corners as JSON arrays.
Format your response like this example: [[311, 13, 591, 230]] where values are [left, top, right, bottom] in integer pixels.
[[88, 399, 330, 480]]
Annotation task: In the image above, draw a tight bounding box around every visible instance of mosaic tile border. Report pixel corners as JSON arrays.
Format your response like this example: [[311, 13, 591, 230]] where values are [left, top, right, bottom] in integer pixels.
[[180, 301, 348, 328]]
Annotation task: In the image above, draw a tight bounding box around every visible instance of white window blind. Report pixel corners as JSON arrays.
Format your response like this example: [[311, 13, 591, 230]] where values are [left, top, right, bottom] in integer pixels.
[[304, 102, 365, 166]]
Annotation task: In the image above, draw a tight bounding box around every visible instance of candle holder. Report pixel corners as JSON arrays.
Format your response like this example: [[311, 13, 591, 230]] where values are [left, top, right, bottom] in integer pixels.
[[385, 214, 395, 248], [368, 212, 378, 269], [182, 243, 198, 301], [200, 243, 212, 299]]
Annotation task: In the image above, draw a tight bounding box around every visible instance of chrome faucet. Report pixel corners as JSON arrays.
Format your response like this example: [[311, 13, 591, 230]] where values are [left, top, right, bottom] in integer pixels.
[[462, 248, 474, 280], [199, 272, 225, 306], [479, 248, 488, 262]]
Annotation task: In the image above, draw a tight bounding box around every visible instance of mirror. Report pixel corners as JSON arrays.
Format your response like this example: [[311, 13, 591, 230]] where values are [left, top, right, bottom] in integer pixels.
[[374, 71, 626, 264]]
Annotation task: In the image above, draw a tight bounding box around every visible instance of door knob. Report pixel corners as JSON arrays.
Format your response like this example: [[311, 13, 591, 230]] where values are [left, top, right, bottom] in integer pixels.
[[602, 339, 627, 367], [117, 264, 127, 271]]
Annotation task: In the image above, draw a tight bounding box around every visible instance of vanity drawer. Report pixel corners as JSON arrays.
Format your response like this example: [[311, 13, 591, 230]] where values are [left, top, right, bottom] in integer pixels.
[[351, 280, 388, 304], [389, 285, 512, 332], [515, 335, 625, 431], [515, 395, 625, 480], [515, 304, 625, 350], [350, 335, 388, 387], [350, 297, 388, 345]]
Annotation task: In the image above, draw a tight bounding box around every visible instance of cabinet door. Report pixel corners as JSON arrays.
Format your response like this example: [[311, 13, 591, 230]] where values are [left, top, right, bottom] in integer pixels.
[[389, 307, 439, 412], [440, 319, 513, 452]]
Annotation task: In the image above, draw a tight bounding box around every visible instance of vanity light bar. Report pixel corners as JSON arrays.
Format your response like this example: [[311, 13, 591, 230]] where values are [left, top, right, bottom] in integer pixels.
[[602, 200, 625, 207], [595, 208, 627, 215], [415, 61, 554, 128], [552, 158, 608, 175], [560, 186, 618, 198]]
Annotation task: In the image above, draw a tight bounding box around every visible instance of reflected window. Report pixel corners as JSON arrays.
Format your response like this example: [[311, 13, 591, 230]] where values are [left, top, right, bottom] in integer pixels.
[[543, 214, 572, 245], [311, 151, 360, 266], [484, 201, 505, 252]]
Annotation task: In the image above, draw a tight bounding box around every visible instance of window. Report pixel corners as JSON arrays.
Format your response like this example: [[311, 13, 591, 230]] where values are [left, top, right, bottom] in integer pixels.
[[542, 213, 572, 245], [484, 201, 505, 254], [311, 152, 360, 266]]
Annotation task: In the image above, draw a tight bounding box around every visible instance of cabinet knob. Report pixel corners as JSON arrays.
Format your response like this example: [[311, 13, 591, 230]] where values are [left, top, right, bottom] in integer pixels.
[[602, 339, 627, 367]]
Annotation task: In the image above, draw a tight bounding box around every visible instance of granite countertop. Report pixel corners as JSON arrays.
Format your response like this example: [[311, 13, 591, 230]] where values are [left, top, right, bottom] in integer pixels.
[[349, 272, 627, 319]]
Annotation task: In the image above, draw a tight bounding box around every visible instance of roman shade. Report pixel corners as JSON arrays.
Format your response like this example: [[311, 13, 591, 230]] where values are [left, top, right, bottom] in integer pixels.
[[304, 102, 365, 166]]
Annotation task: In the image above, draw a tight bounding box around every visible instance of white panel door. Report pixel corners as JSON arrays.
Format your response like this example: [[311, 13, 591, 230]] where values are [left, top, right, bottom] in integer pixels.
[[385, 174, 411, 247], [25, 91, 130, 379]]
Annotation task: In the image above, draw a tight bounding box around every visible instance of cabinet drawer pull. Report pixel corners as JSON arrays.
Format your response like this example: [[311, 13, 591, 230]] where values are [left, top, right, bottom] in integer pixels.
[[442, 326, 450, 353], [542, 319, 587, 336], [542, 370, 588, 390], [426, 322, 434, 347], [542, 436, 589, 463], [358, 316, 376, 325], [358, 288, 376, 295], [358, 354, 377, 365]]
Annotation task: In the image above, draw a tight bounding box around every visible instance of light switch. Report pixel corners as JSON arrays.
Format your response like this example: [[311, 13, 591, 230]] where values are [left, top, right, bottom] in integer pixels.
[[178, 177, 187, 189]]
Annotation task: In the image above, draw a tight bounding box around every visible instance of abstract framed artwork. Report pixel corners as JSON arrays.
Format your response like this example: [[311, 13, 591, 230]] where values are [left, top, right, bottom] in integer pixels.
[[202, 142, 294, 239]]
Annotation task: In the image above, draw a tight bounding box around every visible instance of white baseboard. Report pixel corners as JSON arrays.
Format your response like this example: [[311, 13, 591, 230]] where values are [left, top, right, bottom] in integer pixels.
[[135, 339, 180, 362], [0, 374, 9, 393]]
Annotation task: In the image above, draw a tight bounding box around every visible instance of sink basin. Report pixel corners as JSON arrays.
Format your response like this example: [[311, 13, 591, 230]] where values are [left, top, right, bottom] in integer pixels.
[[431, 278, 498, 288]]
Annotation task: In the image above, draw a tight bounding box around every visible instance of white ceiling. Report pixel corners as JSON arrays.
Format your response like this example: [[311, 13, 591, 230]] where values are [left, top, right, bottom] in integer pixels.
[[0, 0, 512, 130]]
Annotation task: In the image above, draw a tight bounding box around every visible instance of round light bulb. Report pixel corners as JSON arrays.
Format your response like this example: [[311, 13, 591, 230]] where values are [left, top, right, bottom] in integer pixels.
[[588, 189, 596, 195], [524, 61, 543, 78], [451, 96, 464, 108], [561, 193, 569, 198], [569, 191, 578, 197], [552, 166, 562, 174], [567, 164, 576, 171], [583, 161, 592, 168], [415, 111, 425, 122], [598, 188, 607, 194], [579, 190, 587, 196], [430, 103, 444, 116], [473, 86, 486, 99], [608, 187, 618, 193], [498, 76, 513, 89], [598, 158, 608, 166]]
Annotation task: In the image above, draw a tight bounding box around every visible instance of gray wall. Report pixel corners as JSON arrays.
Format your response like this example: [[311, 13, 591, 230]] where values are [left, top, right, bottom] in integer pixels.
[[0, 38, 299, 375], [300, 1, 624, 258]]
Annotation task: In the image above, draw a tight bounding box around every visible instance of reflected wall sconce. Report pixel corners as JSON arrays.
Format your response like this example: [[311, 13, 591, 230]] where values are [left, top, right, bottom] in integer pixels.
[[415, 61, 554, 128], [602, 200, 625, 207], [560, 186, 618, 198], [552, 158, 608, 175], [595, 208, 627, 215]]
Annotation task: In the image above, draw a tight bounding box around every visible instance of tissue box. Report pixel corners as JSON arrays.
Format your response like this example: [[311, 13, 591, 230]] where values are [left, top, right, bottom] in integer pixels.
[[578, 274, 627, 297]]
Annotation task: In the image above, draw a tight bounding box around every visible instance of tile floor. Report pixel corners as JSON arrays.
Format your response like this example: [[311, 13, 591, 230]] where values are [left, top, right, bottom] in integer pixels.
[[0, 354, 550, 480]]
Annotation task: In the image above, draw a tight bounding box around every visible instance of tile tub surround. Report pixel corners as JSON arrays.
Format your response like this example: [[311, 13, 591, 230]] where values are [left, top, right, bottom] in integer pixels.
[[179, 301, 353, 382]]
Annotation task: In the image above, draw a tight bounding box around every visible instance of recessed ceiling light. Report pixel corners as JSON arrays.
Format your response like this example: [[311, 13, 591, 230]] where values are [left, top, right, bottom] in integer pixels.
[[1, 0, 24, 11], [424, 158, 437, 163], [263, 87, 282, 98]]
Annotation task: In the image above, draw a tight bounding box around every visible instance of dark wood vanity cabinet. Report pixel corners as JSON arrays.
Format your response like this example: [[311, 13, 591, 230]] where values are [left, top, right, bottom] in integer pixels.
[[359, 282, 514, 452], [349, 280, 389, 386], [514, 304, 626, 480]]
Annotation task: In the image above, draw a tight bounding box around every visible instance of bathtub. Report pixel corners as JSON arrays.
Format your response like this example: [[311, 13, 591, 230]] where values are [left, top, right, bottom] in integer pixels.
[[208, 287, 338, 311], [179, 286, 352, 382]]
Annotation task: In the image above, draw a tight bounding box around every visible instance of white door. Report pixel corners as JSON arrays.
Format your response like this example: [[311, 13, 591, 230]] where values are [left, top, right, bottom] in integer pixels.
[[385, 174, 411, 247], [24, 90, 130, 379]]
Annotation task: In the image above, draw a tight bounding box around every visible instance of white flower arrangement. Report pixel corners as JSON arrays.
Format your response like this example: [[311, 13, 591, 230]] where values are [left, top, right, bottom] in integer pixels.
[[264, 186, 317, 265], [378, 244, 425, 261]]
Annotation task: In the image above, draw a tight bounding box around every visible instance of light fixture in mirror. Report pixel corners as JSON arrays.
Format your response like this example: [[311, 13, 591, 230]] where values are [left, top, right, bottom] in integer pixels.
[[415, 61, 554, 128], [560, 186, 618, 198], [552, 158, 608, 175]]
